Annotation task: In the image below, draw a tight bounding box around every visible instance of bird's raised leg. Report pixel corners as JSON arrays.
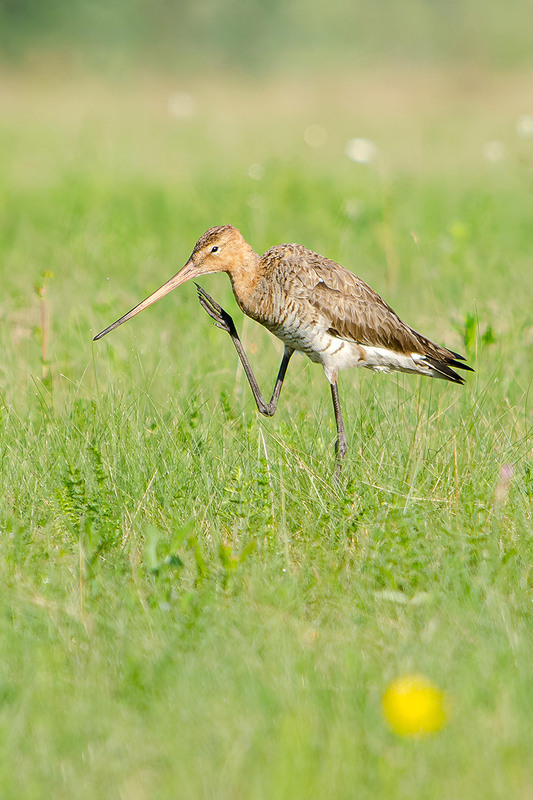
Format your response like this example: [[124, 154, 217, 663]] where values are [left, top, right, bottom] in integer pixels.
[[330, 379, 348, 470], [196, 285, 293, 417]]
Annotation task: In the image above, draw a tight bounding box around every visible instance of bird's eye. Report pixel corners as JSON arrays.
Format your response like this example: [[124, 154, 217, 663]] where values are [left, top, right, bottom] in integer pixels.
[[211, 245, 219, 253]]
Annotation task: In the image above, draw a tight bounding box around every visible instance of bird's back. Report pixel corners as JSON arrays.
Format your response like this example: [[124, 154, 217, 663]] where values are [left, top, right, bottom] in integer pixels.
[[241, 243, 471, 384]]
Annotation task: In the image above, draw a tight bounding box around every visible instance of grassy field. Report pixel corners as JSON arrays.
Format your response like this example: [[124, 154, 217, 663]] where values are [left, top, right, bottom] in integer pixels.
[[0, 69, 532, 798]]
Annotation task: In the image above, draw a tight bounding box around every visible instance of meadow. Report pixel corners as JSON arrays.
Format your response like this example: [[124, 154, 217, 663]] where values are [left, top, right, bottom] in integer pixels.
[[0, 69, 532, 798]]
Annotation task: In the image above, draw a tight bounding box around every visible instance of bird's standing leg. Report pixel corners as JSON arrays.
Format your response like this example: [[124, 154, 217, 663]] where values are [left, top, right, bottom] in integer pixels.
[[330, 379, 348, 469], [196, 285, 294, 417]]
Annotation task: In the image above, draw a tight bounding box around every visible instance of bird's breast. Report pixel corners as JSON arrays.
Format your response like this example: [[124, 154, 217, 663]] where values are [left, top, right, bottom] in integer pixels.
[[239, 268, 369, 376], [244, 274, 329, 352]]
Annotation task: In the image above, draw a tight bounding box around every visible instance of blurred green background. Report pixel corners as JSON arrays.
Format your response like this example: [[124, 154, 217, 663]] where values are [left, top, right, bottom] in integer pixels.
[[1, 0, 532, 73]]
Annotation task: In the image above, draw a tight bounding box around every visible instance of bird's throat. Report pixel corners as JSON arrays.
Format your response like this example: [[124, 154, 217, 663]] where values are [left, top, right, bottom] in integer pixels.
[[226, 252, 265, 318]]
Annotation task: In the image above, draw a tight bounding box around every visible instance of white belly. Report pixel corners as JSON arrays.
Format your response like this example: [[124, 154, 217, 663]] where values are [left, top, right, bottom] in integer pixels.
[[271, 323, 432, 383]]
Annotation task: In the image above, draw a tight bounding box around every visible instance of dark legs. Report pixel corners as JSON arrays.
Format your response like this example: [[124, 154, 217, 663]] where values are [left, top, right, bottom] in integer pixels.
[[196, 285, 293, 417], [330, 380, 347, 468], [197, 284, 348, 471]]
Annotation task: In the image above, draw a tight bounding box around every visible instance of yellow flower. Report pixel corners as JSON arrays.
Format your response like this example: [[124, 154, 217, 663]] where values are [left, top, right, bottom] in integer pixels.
[[382, 674, 448, 737]]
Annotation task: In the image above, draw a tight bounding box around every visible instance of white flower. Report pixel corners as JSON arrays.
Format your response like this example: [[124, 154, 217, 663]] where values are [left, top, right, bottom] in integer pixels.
[[167, 92, 196, 119], [247, 164, 265, 180], [345, 138, 378, 164], [482, 141, 506, 163], [516, 114, 533, 138]]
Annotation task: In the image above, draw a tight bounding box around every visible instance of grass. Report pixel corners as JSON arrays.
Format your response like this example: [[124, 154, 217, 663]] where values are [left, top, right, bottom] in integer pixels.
[[0, 69, 532, 798]]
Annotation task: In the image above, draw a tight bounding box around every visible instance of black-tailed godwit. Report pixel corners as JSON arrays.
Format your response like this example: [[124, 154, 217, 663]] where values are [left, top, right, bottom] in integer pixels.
[[94, 225, 472, 465]]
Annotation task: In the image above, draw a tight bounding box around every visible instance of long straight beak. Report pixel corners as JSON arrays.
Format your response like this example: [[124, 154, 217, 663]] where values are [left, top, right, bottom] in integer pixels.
[[93, 260, 199, 341]]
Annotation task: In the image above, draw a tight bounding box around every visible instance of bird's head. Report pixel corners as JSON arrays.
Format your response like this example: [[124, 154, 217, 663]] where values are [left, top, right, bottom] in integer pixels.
[[188, 224, 251, 273], [93, 224, 252, 341]]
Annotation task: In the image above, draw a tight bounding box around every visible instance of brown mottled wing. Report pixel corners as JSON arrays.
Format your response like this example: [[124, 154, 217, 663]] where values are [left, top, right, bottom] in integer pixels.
[[290, 248, 453, 359]]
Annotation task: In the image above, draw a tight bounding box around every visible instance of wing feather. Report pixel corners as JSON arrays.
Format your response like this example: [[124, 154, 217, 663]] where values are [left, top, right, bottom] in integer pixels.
[[261, 245, 472, 378], [297, 253, 445, 357]]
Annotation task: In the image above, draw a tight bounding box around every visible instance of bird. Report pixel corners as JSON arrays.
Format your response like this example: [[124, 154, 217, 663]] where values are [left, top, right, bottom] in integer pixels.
[[94, 225, 473, 467]]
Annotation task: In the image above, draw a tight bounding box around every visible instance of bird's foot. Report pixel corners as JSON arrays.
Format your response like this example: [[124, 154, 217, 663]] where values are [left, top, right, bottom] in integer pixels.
[[195, 284, 237, 336]]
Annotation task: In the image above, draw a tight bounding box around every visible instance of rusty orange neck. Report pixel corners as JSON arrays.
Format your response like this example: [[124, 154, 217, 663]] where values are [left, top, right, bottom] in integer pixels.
[[225, 246, 264, 313]]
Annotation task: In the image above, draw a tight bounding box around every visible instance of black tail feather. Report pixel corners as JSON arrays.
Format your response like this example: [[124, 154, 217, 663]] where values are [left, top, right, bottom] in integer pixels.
[[447, 358, 475, 373], [424, 355, 474, 384], [448, 350, 474, 371]]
